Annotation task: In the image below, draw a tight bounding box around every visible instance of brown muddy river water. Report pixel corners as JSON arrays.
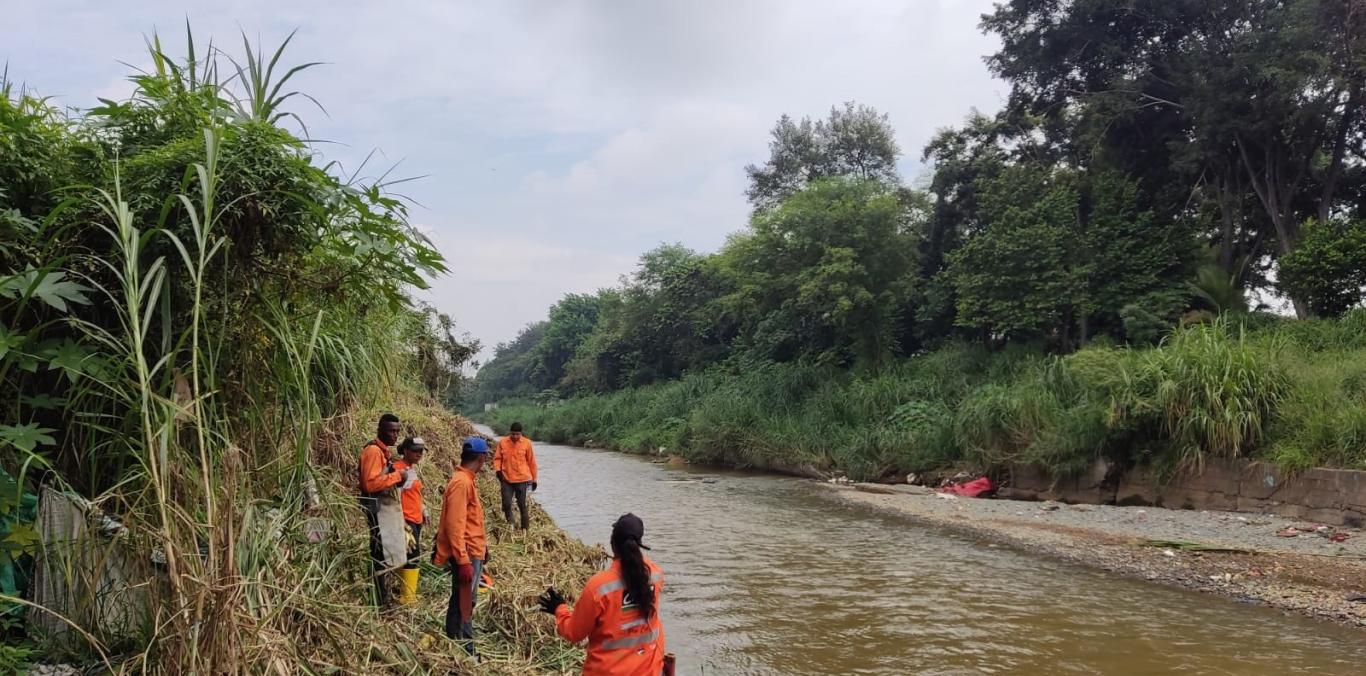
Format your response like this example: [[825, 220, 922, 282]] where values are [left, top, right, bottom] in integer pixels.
[[489, 429, 1366, 675]]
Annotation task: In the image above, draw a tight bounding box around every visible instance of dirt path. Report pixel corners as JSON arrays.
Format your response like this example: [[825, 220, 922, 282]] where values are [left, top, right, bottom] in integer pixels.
[[826, 483, 1366, 629]]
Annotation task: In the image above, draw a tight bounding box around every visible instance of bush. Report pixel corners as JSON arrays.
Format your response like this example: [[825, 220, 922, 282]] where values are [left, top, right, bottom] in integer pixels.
[[1114, 322, 1288, 470]]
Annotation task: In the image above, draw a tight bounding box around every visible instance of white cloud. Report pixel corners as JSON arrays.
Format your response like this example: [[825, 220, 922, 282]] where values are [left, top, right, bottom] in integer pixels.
[[416, 225, 634, 352], [6, 0, 1005, 355]]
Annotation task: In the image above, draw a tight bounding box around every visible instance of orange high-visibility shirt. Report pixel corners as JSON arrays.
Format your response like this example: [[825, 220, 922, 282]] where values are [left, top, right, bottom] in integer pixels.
[[493, 436, 537, 483], [555, 558, 665, 676], [358, 440, 402, 495], [391, 459, 424, 525], [434, 466, 486, 566]]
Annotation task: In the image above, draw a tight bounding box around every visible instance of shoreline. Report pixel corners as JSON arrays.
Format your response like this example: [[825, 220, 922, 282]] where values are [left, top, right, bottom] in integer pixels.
[[824, 482, 1366, 630]]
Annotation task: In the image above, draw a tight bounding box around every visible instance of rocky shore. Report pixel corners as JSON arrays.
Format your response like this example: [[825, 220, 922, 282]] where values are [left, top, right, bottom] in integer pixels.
[[826, 482, 1366, 629]]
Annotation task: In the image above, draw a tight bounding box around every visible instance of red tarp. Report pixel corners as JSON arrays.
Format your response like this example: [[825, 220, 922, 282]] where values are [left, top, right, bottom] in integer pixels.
[[939, 477, 994, 498]]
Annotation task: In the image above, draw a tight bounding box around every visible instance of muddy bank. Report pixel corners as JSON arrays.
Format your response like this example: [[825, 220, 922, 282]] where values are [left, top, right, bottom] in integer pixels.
[[827, 483, 1366, 629]]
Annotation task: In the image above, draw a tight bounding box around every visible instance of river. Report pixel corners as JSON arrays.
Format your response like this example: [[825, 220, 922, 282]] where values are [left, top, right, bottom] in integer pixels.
[[484, 428, 1366, 675]]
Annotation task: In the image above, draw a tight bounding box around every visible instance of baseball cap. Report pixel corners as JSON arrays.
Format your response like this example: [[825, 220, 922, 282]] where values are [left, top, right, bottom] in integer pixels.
[[611, 513, 650, 550]]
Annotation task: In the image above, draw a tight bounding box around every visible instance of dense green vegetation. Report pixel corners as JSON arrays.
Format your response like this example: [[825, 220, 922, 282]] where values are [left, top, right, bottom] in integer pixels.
[[1, 31, 492, 672], [489, 313, 1366, 479], [475, 1, 1366, 477]]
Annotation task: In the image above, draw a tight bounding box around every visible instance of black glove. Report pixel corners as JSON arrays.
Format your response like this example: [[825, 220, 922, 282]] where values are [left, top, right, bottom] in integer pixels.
[[483, 549, 491, 565], [538, 587, 567, 614], [531, 481, 538, 492], [496, 471, 507, 483]]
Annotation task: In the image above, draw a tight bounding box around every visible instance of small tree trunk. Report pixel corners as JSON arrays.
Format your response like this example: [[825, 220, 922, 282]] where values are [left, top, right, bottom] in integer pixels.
[[1319, 85, 1360, 223]]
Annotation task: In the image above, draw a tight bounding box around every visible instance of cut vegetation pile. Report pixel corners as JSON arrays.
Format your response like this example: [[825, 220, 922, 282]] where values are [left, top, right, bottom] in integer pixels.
[[314, 400, 604, 675]]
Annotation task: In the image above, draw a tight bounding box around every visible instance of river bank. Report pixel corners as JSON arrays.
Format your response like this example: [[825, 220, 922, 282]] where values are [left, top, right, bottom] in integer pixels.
[[828, 482, 1366, 629], [337, 404, 604, 675]]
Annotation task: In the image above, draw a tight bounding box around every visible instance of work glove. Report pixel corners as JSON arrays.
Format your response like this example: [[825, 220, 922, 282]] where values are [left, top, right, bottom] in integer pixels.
[[404, 524, 416, 551], [457, 563, 474, 584], [496, 471, 507, 483], [537, 587, 567, 615], [531, 481, 538, 492], [422, 506, 431, 525], [400, 468, 417, 489], [483, 549, 491, 565]]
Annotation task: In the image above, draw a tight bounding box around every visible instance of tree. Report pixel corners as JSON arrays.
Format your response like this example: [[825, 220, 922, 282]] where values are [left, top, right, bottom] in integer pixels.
[[564, 246, 734, 391], [1279, 219, 1366, 316], [947, 165, 1193, 347], [468, 322, 547, 405], [725, 179, 919, 370], [980, 0, 1366, 317], [530, 293, 603, 388], [409, 305, 480, 408], [947, 166, 1080, 344], [745, 103, 901, 211]]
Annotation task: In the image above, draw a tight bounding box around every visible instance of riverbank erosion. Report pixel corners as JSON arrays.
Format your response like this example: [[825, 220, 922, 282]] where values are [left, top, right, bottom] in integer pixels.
[[828, 482, 1366, 629]]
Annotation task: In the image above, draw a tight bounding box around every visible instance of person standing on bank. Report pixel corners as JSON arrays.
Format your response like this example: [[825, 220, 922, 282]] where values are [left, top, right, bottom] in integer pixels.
[[434, 437, 490, 653], [357, 413, 411, 607], [493, 422, 537, 530], [392, 438, 429, 572], [539, 513, 666, 676]]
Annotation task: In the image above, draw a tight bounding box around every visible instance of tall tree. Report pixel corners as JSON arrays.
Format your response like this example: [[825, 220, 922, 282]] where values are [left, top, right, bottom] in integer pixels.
[[564, 245, 733, 391], [981, 0, 1366, 317], [530, 293, 603, 388], [947, 165, 1193, 347], [725, 178, 919, 370], [745, 102, 902, 211]]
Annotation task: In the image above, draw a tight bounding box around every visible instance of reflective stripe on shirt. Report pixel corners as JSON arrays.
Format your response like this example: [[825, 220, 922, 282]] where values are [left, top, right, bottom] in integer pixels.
[[601, 627, 660, 651], [594, 570, 663, 598]]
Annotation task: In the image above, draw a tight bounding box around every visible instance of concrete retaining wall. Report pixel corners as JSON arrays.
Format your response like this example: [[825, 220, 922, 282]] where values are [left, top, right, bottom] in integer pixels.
[[997, 459, 1366, 527]]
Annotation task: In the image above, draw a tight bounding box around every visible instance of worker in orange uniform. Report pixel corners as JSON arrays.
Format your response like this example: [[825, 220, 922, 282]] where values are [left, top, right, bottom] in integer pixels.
[[358, 413, 411, 607], [493, 422, 537, 530], [392, 437, 429, 568], [538, 513, 666, 676], [433, 436, 489, 653]]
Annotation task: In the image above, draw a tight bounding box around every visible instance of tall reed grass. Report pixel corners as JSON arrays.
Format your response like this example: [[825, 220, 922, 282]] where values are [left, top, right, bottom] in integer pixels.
[[0, 29, 524, 674]]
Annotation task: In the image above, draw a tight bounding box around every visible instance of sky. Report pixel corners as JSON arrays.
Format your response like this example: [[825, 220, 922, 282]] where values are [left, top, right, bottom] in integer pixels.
[[4, 1, 1005, 360]]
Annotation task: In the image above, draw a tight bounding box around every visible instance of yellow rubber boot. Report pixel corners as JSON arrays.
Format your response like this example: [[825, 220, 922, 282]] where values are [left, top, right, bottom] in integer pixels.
[[398, 568, 419, 605]]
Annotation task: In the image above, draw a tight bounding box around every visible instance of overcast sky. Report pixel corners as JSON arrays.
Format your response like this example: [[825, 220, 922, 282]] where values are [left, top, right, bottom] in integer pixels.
[[5, 1, 1004, 359]]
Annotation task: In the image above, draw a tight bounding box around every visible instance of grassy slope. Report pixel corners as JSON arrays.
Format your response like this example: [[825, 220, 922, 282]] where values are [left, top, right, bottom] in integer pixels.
[[485, 313, 1366, 481], [304, 398, 606, 675]]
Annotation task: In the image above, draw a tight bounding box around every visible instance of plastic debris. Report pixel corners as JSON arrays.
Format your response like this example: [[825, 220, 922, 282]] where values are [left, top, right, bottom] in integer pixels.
[[938, 477, 995, 498]]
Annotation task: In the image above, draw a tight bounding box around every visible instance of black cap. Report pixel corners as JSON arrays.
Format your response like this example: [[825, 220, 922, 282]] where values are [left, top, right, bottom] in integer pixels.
[[611, 513, 650, 550]]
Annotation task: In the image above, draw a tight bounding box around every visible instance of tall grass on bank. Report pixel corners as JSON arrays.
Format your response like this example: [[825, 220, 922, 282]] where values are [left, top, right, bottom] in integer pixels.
[[488, 315, 1366, 479], [0, 30, 503, 674]]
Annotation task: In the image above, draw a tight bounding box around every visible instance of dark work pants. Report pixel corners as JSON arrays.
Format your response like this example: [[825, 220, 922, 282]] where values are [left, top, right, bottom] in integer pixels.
[[361, 496, 390, 607], [445, 558, 482, 653], [500, 480, 530, 529]]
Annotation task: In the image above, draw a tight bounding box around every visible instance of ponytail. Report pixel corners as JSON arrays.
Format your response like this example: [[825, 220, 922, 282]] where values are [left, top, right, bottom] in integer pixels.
[[612, 534, 655, 620]]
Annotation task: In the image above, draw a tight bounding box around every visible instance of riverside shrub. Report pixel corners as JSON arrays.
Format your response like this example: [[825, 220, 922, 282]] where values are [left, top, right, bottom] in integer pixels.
[[489, 316, 1366, 478]]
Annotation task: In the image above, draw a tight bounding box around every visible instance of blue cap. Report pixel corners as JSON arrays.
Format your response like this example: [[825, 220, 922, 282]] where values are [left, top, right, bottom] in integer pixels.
[[462, 437, 489, 454]]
